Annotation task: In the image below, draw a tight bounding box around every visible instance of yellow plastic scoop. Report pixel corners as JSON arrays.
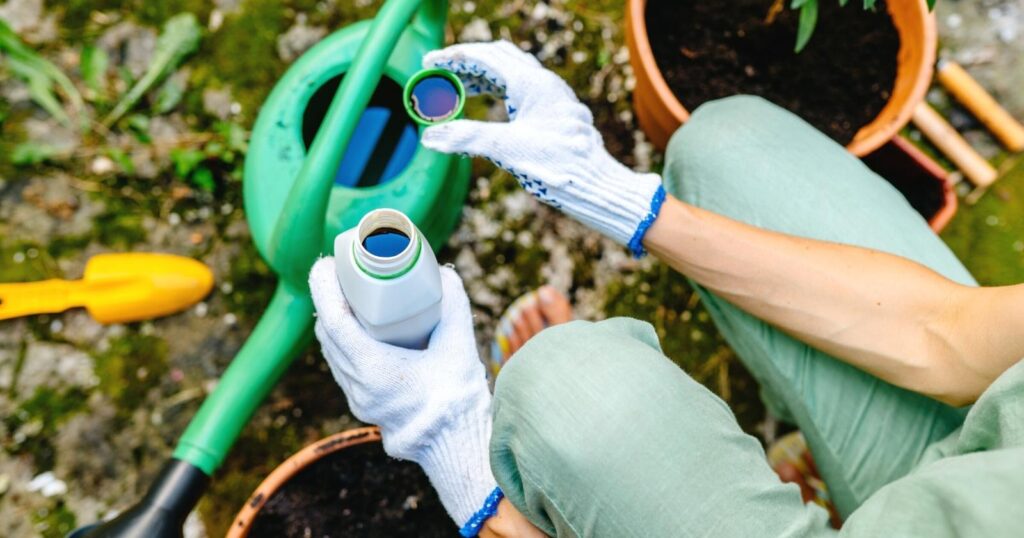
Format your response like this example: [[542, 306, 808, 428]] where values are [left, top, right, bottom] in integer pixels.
[[0, 253, 214, 324]]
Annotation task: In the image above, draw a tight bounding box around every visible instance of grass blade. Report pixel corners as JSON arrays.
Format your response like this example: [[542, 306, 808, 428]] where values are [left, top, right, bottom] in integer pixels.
[[81, 44, 109, 99], [102, 13, 201, 128], [0, 18, 84, 126]]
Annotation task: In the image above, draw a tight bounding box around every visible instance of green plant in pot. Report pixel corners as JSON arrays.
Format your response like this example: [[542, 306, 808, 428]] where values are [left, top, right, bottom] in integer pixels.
[[791, 0, 938, 52], [626, 0, 937, 156]]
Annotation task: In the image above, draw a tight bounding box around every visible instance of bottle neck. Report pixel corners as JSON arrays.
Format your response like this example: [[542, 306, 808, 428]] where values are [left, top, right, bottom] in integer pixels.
[[352, 234, 422, 280], [352, 209, 422, 280]]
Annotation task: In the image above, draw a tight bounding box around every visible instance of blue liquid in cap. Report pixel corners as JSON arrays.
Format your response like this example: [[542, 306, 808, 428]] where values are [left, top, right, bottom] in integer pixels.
[[411, 75, 459, 122], [362, 227, 411, 258]]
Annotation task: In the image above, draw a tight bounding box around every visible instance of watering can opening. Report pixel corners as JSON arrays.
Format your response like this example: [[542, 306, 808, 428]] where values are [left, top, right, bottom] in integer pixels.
[[302, 74, 419, 190]]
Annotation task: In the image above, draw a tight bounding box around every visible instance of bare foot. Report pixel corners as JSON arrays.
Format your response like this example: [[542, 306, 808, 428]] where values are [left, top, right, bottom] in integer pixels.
[[492, 286, 573, 370]]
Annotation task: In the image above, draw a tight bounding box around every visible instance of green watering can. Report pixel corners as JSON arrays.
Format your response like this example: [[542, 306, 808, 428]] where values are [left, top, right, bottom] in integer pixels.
[[75, 0, 470, 536]]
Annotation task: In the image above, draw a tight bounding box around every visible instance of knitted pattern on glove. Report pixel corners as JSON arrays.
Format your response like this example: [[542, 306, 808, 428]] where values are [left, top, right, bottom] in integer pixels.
[[420, 40, 665, 257]]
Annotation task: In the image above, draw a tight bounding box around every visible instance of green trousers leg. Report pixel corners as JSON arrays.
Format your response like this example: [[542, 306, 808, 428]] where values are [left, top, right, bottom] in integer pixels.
[[488, 96, 977, 536], [490, 318, 835, 538], [659, 95, 972, 517]]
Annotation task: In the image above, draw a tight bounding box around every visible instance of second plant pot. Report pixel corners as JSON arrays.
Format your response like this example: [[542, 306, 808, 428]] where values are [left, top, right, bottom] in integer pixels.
[[626, 0, 936, 156]]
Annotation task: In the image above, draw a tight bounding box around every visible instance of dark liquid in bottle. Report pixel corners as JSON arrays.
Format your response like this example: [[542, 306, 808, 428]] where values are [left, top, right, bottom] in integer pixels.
[[362, 227, 411, 258], [410, 76, 460, 122]]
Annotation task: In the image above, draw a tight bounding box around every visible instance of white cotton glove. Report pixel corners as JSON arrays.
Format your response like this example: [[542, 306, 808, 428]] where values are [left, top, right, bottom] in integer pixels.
[[421, 40, 666, 257], [309, 259, 500, 535]]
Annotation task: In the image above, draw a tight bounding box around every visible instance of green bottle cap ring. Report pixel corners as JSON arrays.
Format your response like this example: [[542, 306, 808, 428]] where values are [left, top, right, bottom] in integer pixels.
[[403, 67, 466, 126]]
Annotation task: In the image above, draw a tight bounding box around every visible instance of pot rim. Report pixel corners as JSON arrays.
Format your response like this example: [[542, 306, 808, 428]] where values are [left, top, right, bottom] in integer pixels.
[[226, 426, 382, 538], [849, 0, 937, 156], [627, 0, 689, 124], [627, 0, 937, 157], [888, 136, 957, 233]]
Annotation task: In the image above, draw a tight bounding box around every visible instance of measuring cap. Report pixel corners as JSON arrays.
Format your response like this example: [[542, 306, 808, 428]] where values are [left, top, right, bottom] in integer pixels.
[[404, 68, 465, 126]]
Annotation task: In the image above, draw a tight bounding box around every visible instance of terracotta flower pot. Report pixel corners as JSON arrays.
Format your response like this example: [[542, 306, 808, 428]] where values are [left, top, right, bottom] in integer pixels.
[[228, 427, 382, 537], [862, 135, 958, 233], [626, 0, 937, 156]]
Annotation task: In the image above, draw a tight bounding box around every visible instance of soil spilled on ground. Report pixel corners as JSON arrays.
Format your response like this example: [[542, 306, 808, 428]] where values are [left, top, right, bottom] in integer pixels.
[[647, 0, 900, 145]]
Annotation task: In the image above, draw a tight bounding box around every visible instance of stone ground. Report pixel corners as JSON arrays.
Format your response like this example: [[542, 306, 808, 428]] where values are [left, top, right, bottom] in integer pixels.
[[0, 0, 1021, 536]]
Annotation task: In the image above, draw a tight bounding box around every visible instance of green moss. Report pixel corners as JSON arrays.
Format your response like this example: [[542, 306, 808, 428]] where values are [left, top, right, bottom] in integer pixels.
[[941, 157, 1024, 286], [199, 418, 306, 537], [47, 0, 128, 43], [4, 386, 90, 471], [225, 242, 276, 322], [94, 209, 147, 248], [93, 333, 169, 419], [33, 500, 78, 538], [132, 0, 212, 27], [46, 233, 93, 261], [192, 0, 290, 123], [199, 469, 264, 537], [49, 0, 211, 43], [0, 241, 61, 282]]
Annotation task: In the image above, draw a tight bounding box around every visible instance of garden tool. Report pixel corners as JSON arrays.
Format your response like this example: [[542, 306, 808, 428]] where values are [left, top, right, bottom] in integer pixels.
[[74, 1, 470, 536], [910, 59, 1024, 190], [912, 102, 998, 188], [936, 59, 1024, 153], [0, 253, 212, 323]]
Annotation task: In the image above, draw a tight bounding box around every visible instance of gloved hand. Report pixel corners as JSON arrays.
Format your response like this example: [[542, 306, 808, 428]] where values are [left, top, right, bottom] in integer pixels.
[[421, 40, 666, 257], [309, 259, 501, 536]]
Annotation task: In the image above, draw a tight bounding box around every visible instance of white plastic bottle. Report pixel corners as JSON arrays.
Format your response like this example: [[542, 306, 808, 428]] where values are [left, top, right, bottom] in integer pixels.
[[333, 208, 442, 349]]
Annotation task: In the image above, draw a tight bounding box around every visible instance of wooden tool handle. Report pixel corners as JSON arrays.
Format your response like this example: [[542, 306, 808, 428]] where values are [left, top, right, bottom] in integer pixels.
[[912, 103, 998, 188], [937, 60, 1024, 153], [0, 279, 76, 321]]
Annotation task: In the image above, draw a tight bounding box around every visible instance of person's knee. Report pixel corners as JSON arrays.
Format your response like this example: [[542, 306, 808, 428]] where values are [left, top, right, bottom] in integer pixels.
[[493, 318, 664, 414], [662, 92, 872, 230], [665, 95, 784, 206], [666, 95, 788, 165], [490, 318, 709, 480], [494, 320, 599, 395], [490, 318, 670, 472], [490, 319, 662, 531]]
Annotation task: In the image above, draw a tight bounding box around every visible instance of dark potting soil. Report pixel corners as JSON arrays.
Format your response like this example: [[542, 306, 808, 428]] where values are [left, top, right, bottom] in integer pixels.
[[248, 441, 453, 537], [861, 141, 945, 220], [646, 0, 900, 145]]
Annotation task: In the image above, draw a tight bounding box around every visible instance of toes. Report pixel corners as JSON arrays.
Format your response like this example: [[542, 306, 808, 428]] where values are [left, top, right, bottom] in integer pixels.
[[512, 313, 532, 349], [520, 294, 546, 334], [538, 286, 573, 325], [506, 317, 524, 357], [498, 288, 573, 364]]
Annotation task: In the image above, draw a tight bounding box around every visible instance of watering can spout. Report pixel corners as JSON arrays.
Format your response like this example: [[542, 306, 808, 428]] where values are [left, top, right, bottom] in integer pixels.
[[70, 459, 208, 538]]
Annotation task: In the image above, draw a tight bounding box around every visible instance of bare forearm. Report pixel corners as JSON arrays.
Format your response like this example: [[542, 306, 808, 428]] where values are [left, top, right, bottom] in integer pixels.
[[644, 195, 1021, 405]]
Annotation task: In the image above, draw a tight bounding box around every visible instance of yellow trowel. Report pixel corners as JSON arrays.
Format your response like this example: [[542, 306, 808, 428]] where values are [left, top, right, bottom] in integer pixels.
[[0, 253, 214, 324]]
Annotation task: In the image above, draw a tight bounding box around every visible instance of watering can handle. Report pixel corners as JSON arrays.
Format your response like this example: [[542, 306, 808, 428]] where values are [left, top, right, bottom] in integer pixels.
[[267, 0, 448, 291], [74, 4, 455, 536]]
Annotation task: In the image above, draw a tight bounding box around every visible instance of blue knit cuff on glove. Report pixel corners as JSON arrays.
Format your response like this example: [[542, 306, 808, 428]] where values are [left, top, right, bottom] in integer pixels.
[[627, 185, 667, 258], [459, 487, 505, 537]]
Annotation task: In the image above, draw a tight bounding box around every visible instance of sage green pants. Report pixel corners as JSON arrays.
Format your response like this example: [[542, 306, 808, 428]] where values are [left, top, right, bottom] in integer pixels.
[[489, 96, 1024, 537]]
